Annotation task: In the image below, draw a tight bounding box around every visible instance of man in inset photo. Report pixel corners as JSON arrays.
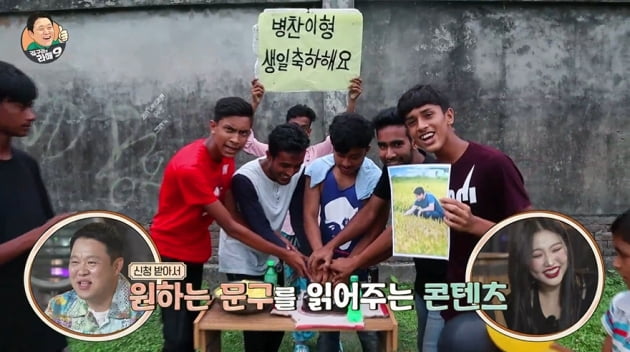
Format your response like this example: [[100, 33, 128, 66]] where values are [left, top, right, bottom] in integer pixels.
[[25, 12, 68, 51], [403, 186, 445, 220], [45, 222, 142, 334]]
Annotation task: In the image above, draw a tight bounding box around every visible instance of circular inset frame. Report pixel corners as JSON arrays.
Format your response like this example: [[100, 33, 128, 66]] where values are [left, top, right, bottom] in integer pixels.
[[24, 210, 161, 342], [465, 210, 605, 342]]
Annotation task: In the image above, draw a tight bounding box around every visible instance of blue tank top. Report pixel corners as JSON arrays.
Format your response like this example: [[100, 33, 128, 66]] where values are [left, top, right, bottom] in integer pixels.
[[319, 168, 363, 258]]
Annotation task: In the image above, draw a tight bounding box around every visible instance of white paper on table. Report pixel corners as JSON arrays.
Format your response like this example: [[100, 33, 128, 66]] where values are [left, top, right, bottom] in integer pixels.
[[271, 292, 389, 329]]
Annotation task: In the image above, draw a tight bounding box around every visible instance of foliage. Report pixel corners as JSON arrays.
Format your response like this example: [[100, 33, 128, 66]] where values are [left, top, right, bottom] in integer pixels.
[[558, 270, 626, 351]]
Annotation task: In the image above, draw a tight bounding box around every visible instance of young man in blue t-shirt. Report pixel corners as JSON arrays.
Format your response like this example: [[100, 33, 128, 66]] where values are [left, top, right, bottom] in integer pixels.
[[303, 113, 382, 352]]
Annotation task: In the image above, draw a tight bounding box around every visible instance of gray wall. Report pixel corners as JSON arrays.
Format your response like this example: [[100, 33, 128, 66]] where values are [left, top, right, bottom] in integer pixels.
[[1, 1, 628, 270], [357, 2, 629, 215]]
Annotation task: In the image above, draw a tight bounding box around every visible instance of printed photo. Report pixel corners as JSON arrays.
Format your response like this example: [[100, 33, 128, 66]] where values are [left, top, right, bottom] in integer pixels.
[[388, 164, 451, 259]]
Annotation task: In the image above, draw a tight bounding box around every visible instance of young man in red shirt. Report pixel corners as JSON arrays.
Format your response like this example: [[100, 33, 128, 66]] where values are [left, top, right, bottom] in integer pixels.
[[150, 97, 308, 352]]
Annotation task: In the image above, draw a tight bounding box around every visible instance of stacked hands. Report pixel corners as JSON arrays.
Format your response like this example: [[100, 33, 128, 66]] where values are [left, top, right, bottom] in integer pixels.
[[277, 246, 356, 285], [250, 76, 485, 285], [309, 248, 357, 285], [279, 245, 364, 285], [283, 199, 484, 284], [252, 75, 367, 285]]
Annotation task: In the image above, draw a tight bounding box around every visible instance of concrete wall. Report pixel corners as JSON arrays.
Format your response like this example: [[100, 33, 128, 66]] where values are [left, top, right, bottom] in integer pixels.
[[1, 1, 627, 281]]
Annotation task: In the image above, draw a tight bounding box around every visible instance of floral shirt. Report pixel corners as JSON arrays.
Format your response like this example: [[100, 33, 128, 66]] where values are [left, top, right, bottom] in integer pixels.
[[603, 291, 630, 351], [45, 274, 142, 334]]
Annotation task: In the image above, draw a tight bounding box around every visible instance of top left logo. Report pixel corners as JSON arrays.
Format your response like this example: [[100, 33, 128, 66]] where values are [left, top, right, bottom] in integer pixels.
[[21, 12, 69, 64]]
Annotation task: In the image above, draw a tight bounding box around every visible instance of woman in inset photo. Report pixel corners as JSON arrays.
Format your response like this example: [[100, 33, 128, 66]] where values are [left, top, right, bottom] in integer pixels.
[[504, 217, 595, 335]]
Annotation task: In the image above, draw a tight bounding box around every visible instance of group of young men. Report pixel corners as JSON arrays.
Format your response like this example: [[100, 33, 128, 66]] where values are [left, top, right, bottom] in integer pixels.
[[146, 73, 534, 352], [5, 58, 623, 352]]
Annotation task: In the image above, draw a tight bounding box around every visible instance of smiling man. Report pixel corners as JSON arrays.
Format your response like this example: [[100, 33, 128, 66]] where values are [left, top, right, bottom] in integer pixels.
[[25, 13, 67, 51], [219, 123, 310, 352], [46, 222, 141, 334], [324, 108, 447, 352], [396, 84, 531, 352]]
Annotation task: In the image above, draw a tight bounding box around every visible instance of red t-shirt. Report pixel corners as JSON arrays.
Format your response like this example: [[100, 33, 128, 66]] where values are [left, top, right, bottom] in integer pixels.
[[150, 139, 235, 263]]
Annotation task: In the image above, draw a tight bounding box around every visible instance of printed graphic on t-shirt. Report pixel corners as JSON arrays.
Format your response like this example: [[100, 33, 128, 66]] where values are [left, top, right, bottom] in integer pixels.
[[388, 164, 451, 260], [324, 197, 357, 251], [449, 165, 477, 204]]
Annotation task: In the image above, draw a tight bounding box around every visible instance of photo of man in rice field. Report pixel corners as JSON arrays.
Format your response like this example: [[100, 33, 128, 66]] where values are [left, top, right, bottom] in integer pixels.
[[388, 164, 451, 259]]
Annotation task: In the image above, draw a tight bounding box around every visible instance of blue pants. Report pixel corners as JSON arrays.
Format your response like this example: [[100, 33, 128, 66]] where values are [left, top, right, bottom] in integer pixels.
[[317, 330, 379, 352], [420, 211, 444, 220], [437, 312, 499, 352], [415, 293, 444, 352], [316, 269, 377, 352], [283, 233, 315, 344]]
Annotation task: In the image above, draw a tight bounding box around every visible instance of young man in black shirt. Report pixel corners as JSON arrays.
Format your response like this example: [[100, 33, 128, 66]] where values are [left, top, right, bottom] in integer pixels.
[[0, 61, 69, 352]]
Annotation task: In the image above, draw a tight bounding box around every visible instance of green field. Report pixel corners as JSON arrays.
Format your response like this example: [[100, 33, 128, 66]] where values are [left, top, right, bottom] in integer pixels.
[[391, 176, 449, 257]]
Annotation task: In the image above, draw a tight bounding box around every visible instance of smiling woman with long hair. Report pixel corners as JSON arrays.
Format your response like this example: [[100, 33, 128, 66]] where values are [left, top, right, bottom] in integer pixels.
[[504, 218, 592, 335]]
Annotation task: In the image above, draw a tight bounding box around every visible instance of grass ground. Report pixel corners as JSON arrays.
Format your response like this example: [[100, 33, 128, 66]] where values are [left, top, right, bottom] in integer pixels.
[[68, 274, 625, 352], [558, 270, 625, 350], [67, 284, 418, 352]]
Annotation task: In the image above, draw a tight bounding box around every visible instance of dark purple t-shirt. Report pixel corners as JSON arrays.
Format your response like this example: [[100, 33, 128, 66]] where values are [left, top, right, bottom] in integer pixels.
[[441, 141, 531, 321]]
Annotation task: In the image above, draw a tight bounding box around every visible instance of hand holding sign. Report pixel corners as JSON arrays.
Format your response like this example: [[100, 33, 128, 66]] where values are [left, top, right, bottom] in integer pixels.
[[347, 77, 362, 113], [250, 79, 265, 111], [348, 77, 362, 100], [58, 25, 68, 43]]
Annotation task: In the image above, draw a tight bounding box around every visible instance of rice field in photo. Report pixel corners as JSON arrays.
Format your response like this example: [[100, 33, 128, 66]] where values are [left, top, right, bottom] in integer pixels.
[[390, 175, 449, 258]]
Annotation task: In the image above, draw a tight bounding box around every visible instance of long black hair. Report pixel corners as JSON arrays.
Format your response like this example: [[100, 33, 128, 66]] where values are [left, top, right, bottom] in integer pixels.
[[506, 218, 586, 334]]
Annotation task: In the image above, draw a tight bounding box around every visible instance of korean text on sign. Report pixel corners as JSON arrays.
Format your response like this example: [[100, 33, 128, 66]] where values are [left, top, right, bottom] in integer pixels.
[[256, 8, 363, 92]]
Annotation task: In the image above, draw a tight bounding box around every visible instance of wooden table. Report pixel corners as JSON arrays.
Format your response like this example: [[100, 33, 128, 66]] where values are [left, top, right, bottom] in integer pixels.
[[194, 300, 398, 352]]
